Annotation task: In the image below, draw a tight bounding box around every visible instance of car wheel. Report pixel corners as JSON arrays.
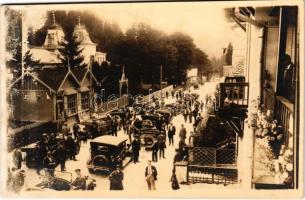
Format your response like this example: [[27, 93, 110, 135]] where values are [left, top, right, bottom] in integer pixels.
[[144, 135, 155, 149], [92, 155, 109, 167], [88, 168, 94, 174]]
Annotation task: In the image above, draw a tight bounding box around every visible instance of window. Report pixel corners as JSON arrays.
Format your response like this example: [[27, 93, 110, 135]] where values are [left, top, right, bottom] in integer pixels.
[[47, 33, 55, 46], [36, 93, 41, 102], [67, 94, 77, 115], [23, 92, 29, 101], [81, 92, 90, 110]]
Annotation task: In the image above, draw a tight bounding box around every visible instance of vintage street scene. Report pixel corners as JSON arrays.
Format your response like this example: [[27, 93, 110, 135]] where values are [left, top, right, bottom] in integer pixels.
[[2, 1, 303, 198]]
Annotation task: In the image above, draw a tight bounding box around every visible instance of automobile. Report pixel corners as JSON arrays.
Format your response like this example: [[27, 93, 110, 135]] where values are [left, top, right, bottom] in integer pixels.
[[155, 109, 172, 124], [132, 120, 165, 150], [87, 135, 132, 174], [28, 170, 96, 191], [109, 107, 131, 121], [84, 117, 113, 138]]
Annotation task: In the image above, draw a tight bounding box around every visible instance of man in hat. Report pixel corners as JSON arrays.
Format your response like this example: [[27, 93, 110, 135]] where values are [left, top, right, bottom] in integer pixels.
[[145, 160, 157, 190], [131, 137, 141, 163], [109, 166, 124, 190], [72, 169, 86, 190]]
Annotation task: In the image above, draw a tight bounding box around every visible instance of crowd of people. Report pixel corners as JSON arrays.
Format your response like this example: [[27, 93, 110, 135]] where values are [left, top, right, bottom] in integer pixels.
[[9, 85, 216, 192]]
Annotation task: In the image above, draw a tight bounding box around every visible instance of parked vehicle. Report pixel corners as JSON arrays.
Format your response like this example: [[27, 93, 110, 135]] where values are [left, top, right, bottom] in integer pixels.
[[84, 117, 113, 139], [109, 107, 131, 121], [87, 135, 132, 174], [30, 170, 96, 191], [132, 120, 165, 150]]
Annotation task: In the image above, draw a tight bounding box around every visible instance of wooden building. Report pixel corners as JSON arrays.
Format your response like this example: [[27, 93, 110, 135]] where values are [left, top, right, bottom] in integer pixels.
[[8, 64, 99, 125]]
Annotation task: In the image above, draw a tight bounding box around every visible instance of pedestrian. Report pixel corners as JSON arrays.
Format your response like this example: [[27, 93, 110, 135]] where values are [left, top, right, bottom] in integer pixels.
[[192, 108, 198, 122], [158, 137, 166, 159], [109, 166, 124, 190], [152, 139, 159, 162], [189, 131, 195, 146], [179, 124, 187, 140], [175, 93, 179, 100], [73, 123, 80, 141], [200, 100, 204, 111], [188, 108, 192, 123], [167, 123, 176, 146], [43, 151, 56, 177], [112, 120, 118, 137], [55, 142, 66, 171], [183, 108, 188, 123], [170, 169, 180, 190], [72, 169, 86, 190], [205, 94, 209, 108], [145, 160, 157, 190], [131, 137, 141, 163], [12, 145, 23, 169], [171, 90, 174, 99], [166, 91, 169, 99], [65, 135, 77, 161]]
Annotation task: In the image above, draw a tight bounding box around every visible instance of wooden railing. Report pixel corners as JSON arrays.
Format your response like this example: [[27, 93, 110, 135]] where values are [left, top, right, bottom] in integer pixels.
[[275, 96, 294, 146], [218, 82, 249, 108]]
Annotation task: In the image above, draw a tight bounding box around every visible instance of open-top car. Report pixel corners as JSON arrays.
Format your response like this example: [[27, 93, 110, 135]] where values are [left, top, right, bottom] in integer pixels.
[[87, 135, 132, 174], [132, 120, 165, 150], [109, 107, 131, 121]]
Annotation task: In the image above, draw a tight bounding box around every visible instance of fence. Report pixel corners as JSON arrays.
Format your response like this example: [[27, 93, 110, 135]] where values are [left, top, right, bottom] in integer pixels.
[[187, 146, 238, 184], [95, 94, 129, 114], [189, 147, 237, 166]]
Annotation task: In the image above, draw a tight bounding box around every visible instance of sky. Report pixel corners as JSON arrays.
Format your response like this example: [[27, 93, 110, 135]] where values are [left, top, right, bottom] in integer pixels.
[[19, 2, 245, 58]]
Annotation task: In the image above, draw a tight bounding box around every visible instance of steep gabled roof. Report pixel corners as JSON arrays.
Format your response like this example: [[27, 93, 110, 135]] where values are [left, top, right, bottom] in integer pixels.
[[8, 71, 56, 93], [35, 67, 69, 91], [71, 67, 99, 85]]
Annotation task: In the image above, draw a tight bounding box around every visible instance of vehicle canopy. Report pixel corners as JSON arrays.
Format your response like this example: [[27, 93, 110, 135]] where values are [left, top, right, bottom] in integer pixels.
[[90, 135, 128, 146]]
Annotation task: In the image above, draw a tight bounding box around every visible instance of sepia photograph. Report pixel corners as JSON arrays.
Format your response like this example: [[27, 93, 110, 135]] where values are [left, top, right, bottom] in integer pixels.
[[0, 0, 304, 198]]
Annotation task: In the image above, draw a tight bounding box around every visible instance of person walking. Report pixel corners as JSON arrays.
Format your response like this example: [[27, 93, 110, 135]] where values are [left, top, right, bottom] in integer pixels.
[[171, 90, 174, 99], [131, 137, 141, 163], [166, 91, 169, 99], [145, 160, 157, 190], [179, 124, 187, 140], [109, 166, 124, 190], [152, 139, 159, 162], [167, 123, 176, 146]]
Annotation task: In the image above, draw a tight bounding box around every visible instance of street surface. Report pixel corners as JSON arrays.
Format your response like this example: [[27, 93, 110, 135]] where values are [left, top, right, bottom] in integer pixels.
[[11, 81, 238, 194]]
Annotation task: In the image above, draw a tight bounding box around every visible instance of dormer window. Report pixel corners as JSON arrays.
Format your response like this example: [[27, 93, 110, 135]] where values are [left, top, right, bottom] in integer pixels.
[[48, 33, 55, 46]]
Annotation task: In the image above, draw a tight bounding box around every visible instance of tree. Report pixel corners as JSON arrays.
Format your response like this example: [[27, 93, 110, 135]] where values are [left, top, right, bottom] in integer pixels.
[[23, 50, 41, 69], [58, 34, 86, 68]]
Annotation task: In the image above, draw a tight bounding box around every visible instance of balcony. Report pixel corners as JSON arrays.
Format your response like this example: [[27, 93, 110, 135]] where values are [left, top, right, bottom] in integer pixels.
[[275, 95, 294, 146]]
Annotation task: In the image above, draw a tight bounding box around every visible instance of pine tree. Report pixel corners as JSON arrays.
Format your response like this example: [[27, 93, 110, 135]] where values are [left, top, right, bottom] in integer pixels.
[[23, 50, 41, 70], [58, 34, 86, 68]]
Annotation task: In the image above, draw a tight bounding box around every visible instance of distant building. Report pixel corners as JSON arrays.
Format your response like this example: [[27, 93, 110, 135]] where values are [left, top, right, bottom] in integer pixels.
[[29, 13, 107, 68]]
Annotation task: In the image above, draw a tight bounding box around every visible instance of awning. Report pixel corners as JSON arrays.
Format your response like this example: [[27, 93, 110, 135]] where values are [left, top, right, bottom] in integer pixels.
[[78, 87, 90, 92], [64, 88, 77, 95]]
